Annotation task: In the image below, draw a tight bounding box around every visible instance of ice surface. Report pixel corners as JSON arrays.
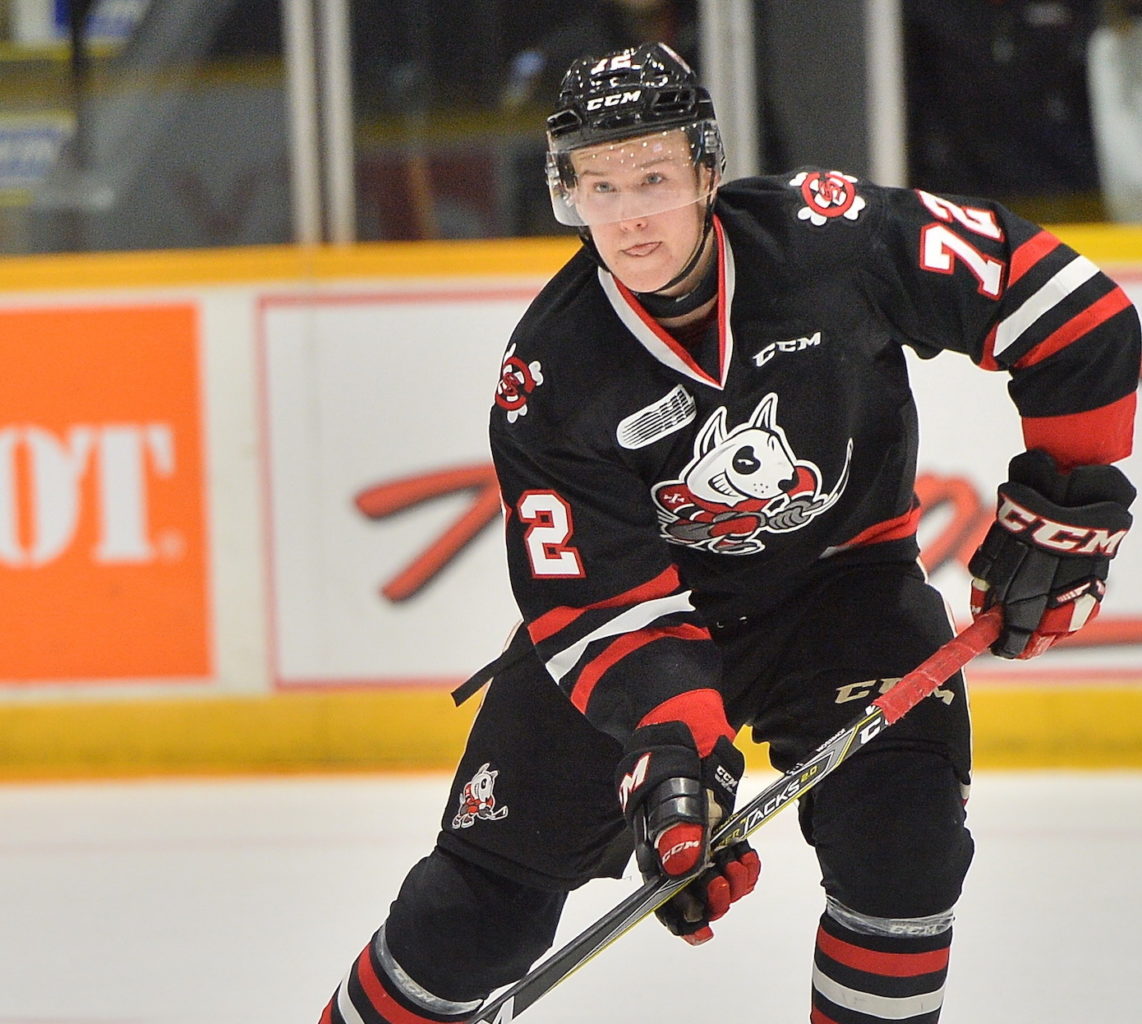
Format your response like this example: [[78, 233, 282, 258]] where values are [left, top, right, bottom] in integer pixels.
[[0, 771, 1137, 1023]]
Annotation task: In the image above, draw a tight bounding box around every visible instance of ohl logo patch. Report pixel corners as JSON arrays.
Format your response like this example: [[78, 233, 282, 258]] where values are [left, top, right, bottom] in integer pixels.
[[790, 170, 867, 226], [452, 762, 510, 829]]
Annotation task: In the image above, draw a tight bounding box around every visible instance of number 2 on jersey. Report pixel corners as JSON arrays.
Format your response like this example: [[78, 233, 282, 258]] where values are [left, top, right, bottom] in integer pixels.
[[518, 491, 585, 578]]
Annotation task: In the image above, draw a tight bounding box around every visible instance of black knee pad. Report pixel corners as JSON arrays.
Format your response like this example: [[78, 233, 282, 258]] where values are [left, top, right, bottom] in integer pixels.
[[385, 845, 567, 1003], [797, 746, 975, 919]]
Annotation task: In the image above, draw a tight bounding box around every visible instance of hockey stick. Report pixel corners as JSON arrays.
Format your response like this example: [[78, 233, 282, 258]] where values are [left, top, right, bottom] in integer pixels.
[[466, 607, 1002, 1024]]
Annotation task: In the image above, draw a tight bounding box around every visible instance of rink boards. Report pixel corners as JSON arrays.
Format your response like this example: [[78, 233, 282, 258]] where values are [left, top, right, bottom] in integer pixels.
[[0, 227, 1140, 776]]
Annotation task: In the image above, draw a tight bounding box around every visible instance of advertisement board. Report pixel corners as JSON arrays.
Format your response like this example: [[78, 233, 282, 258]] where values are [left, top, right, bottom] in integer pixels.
[[0, 236, 1136, 774], [259, 273, 1142, 690], [0, 303, 210, 682], [260, 288, 533, 687]]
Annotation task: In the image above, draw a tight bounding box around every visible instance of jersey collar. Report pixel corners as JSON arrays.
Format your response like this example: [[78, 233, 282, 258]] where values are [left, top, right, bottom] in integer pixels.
[[598, 215, 736, 391]]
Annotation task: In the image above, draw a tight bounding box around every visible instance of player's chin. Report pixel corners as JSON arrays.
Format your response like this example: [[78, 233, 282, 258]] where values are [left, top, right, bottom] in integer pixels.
[[612, 255, 678, 295]]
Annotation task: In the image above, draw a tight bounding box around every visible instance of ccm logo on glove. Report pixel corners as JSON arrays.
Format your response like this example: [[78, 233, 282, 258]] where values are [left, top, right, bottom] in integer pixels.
[[714, 763, 740, 794], [996, 495, 1128, 555], [615, 722, 760, 943], [657, 830, 704, 875], [617, 752, 651, 811], [969, 451, 1135, 660]]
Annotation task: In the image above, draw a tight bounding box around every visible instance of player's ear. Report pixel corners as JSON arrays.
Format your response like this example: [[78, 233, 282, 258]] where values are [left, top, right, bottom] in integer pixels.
[[697, 161, 718, 192]]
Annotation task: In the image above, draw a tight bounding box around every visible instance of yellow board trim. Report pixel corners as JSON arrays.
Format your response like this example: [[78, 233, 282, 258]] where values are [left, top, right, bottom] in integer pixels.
[[967, 686, 1142, 769], [0, 690, 478, 780], [0, 686, 1139, 780], [0, 224, 1137, 293], [0, 237, 580, 291]]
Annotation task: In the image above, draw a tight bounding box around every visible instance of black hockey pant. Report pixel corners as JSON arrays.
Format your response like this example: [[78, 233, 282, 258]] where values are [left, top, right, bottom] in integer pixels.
[[320, 560, 973, 1023]]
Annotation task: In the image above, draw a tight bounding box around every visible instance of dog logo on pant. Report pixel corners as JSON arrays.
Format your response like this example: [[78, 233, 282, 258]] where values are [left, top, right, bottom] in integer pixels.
[[452, 762, 510, 829]]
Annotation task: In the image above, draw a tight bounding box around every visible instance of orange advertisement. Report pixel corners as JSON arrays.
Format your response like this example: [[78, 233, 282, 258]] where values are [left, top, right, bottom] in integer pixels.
[[0, 304, 211, 681]]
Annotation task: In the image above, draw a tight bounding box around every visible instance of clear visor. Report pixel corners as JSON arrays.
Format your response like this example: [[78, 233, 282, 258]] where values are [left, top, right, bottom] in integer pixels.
[[546, 124, 718, 228]]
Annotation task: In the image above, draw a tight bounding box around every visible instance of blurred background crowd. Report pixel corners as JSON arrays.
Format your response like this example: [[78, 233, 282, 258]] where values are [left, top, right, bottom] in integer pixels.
[[0, 0, 1139, 254]]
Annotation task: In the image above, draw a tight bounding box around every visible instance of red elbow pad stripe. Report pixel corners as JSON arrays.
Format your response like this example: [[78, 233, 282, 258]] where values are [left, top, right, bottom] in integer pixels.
[[1021, 392, 1136, 469], [637, 688, 735, 757]]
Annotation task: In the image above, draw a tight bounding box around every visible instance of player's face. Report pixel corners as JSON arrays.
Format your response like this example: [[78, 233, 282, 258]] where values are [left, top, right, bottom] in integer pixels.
[[570, 131, 713, 294]]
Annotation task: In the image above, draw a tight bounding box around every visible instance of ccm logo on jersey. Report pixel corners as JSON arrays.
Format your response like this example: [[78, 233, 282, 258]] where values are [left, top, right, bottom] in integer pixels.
[[753, 331, 821, 367], [996, 495, 1128, 555]]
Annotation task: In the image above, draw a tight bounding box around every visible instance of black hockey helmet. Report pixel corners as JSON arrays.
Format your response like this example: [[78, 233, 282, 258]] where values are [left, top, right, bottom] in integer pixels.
[[545, 42, 724, 227]]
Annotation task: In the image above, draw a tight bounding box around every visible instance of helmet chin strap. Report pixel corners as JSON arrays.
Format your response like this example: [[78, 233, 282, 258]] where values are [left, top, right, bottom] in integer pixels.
[[632, 238, 717, 318]]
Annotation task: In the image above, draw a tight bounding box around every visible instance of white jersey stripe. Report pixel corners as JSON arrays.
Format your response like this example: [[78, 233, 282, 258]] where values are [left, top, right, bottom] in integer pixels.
[[335, 972, 368, 1024], [720, 218, 737, 347], [812, 965, 945, 1020], [544, 590, 696, 683], [600, 270, 713, 384], [993, 255, 1100, 359]]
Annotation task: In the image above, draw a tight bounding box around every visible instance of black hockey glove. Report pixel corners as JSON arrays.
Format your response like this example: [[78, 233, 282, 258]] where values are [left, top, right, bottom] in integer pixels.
[[616, 721, 760, 945], [968, 450, 1135, 659]]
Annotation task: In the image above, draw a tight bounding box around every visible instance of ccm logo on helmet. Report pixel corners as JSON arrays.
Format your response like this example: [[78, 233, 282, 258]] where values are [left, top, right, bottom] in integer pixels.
[[997, 495, 1128, 555], [585, 89, 642, 110]]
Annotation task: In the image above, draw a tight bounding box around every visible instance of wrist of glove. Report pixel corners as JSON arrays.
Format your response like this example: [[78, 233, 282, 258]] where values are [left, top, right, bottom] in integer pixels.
[[616, 721, 760, 945], [968, 450, 1135, 660]]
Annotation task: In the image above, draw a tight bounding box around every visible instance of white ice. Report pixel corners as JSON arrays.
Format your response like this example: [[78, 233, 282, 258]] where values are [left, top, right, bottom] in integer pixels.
[[0, 771, 1138, 1023]]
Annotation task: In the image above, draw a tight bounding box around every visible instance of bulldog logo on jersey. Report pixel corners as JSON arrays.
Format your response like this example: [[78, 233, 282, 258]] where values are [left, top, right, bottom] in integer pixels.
[[495, 344, 544, 423], [452, 762, 510, 829], [653, 393, 852, 554], [790, 170, 866, 226]]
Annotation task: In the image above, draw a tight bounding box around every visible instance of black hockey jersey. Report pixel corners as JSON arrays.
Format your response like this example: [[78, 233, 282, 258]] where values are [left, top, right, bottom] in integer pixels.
[[489, 170, 1140, 750]]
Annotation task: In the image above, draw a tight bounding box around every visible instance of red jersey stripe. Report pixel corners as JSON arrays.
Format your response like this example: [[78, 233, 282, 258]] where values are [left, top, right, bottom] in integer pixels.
[[1021, 392, 1137, 469], [614, 283, 721, 388], [1013, 286, 1134, 369], [978, 322, 1001, 371], [835, 503, 921, 551], [569, 623, 709, 716], [1008, 229, 1061, 287], [528, 565, 682, 644], [810, 1009, 842, 1024], [714, 216, 731, 370], [816, 924, 950, 978]]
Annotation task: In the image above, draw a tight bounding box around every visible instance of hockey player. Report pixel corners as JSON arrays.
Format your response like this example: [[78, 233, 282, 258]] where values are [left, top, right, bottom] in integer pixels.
[[321, 43, 1138, 1024]]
